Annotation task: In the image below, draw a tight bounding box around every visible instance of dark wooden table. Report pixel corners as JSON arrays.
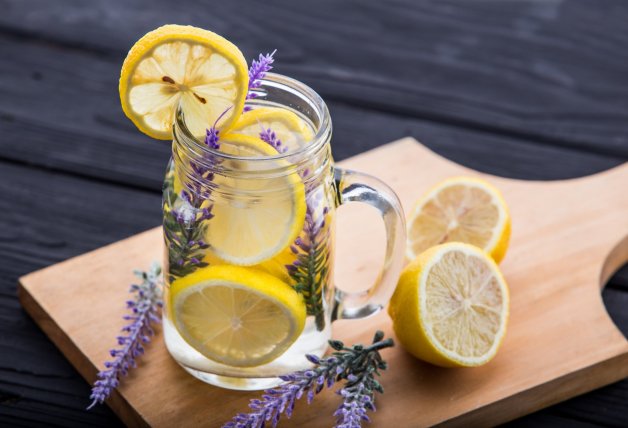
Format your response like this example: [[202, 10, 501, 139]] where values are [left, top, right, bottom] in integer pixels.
[[1, 1, 627, 427]]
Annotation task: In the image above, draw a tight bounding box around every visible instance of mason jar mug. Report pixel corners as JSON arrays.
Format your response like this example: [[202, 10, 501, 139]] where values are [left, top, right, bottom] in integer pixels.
[[162, 73, 406, 390]]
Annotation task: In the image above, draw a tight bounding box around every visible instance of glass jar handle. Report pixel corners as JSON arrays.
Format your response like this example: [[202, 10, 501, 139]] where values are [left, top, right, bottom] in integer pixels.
[[331, 167, 407, 321]]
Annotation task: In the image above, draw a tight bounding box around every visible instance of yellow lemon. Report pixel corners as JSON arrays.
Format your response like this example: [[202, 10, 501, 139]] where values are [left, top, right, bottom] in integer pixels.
[[206, 135, 306, 265], [170, 265, 306, 367], [407, 176, 511, 263], [226, 107, 315, 151], [202, 247, 296, 285], [119, 24, 248, 139], [389, 243, 509, 367]]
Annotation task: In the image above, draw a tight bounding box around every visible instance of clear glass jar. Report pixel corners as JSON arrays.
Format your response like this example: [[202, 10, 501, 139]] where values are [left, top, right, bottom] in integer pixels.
[[162, 73, 406, 390]]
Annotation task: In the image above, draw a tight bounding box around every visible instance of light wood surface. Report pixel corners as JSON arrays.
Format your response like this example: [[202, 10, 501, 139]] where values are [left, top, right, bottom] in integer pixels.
[[18, 138, 628, 427]]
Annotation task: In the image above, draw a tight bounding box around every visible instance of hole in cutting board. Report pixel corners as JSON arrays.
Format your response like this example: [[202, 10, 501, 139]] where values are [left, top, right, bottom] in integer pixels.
[[334, 202, 386, 295], [600, 236, 628, 340], [602, 263, 628, 340]]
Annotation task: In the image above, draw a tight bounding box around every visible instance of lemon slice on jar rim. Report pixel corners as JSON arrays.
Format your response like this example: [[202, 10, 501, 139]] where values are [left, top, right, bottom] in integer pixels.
[[119, 24, 249, 139]]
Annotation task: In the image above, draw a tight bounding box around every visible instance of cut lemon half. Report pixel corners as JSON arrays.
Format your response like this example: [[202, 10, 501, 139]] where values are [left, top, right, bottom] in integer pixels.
[[407, 176, 511, 263], [119, 24, 248, 139], [206, 135, 306, 265], [226, 107, 315, 152], [170, 265, 306, 367], [389, 243, 509, 367]]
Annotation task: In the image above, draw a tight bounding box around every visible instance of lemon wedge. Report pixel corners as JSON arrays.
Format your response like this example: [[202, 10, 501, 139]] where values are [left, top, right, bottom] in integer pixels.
[[407, 176, 511, 263], [389, 243, 509, 367], [226, 107, 314, 151], [170, 265, 306, 367], [206, 135, 306, 265], [119, 24, 248, 139]]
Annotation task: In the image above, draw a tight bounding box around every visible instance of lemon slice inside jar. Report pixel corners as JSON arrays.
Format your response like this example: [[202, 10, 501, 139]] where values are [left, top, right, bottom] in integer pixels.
[[170, 265, 306, 367], [227, 107, 315, 152], [206, 135, 306, 266]]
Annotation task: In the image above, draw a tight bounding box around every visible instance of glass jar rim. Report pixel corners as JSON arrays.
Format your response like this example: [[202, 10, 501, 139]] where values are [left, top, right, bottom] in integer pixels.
[[174, 72, 331, 164]]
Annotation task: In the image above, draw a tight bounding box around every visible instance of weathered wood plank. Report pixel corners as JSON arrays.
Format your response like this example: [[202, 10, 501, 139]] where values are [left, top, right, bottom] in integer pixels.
[[0, 160, 159, 427], [0, 32, 624, 193], [0, 0, 627, 157]]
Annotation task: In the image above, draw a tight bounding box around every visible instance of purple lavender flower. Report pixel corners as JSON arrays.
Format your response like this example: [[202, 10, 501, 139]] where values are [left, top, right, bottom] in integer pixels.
[[246, 50, 276, 101], [287, 190, 330, 331], [205, 106, 232, 150], [87, 263, 162, 409], [259, 126, 288, 153], [165, 106, 232, 280], [334, 374, 377, 427], [222, 331, 393, 428]]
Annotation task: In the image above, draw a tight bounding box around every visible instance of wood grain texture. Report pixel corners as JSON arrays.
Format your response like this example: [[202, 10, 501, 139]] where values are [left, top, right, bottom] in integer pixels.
[[0, 157, 625, 428], [18, 139, 628, 427], [2, 0, 628, 158], [1, 0, 628, 426], [0, 31, 623, 194]]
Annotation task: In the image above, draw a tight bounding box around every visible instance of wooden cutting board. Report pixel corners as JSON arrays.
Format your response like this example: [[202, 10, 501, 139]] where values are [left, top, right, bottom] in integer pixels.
[[18, 138, 628, 427]]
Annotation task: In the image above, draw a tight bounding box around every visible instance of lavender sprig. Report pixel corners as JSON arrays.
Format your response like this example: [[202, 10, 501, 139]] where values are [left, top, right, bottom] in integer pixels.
[[247, 50, 276, 99], [223, 331, 393, 428], [287, 190, 330, 331], [164, 110, 229, 281], [334, 373, 378, 427], [163, 172, 212, 281], [87, 263, 163, 409], [259, 126, 288, 153]]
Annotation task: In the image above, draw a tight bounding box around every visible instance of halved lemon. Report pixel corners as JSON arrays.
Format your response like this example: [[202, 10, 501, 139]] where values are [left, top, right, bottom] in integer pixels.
[[389, 243, 509, 367], [225, 107, 315, 152], [206, 135, 306, 265], [119, 24, 248, 139], [407, 176, 511, 263], [170, 265, 306, 367]]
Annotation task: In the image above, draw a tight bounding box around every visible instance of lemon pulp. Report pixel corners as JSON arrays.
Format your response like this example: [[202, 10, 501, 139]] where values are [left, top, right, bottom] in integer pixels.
[[407, 176, 511, 263], [170, 265, 306, 367], [389, 243, 509, 367], [119, 24, 248, 139]]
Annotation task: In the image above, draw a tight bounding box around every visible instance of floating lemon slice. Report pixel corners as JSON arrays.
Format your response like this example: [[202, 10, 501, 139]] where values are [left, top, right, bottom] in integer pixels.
[[119, 24, 248, 139], [226, 107, 315, 152], [170, 265, 306, 367], [202, 239, 296, 284], [252, 247, 297, 284], [389, 243, 509, 367], [407, 176, 511, 263], [206, 135, 306, 266]]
